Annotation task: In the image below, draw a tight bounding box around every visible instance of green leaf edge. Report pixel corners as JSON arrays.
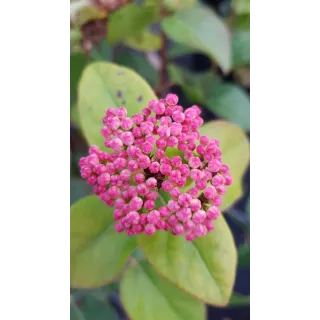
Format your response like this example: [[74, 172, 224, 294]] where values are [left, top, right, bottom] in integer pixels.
[[70, 195, 138, 289], [137, 215, 237, 307], [77, 61, 157, 147]]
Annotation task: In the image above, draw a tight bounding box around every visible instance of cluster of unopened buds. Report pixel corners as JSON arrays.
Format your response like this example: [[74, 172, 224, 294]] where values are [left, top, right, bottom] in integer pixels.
[[79, 94, 232, 241]]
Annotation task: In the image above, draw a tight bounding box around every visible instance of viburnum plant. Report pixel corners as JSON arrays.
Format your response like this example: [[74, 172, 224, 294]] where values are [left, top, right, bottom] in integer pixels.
[[79, 93, 232, 241], [71, 0, 250, 318], [70, 61, 249, 320]]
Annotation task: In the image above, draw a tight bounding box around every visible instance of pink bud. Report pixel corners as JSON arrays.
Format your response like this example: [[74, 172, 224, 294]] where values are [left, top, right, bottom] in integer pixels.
[[146, 177, 157, 188], [132, 114, 144, 125], [97, 173, 111, 186], [144, 200, 155, 210], [194, 224, 207, 237], [162, 180, 173, 192], [184, 220, 195, 231], [192, 210, 206, 224], [168, 200, 180, 212], [173, 224, 184, 235], [149, 161, 160, 173], [113, 209, 123, 220], [208, 159, 221, 172], [137, 183, 149, 196], [121, 132, 135, 145], [114, 221, 125, 232], [204, 186, 216, 199], [185, 232, 195, 241], [160, 163, 172, 175], [109, 116, 121, 130], [189, 199, 201, 211], [127, 211, 140, 225], [172, 110, 185, 123], [156, 138, 167, 149], [120, 169, 131, 181], [212, 195, 222, 206], [170, 187, 180, 198], [166, 93, 178, 106], [188, 187, 199, 198], [159, 206, 170, 218], [144, 224, 156, 236], [121, 117, 133, 130], [130, 196, 143, 211], [170, 123, 182, 136], [138, 155, 151, 169], [188, 156, 201, 168], [155, 149, 165, 159], [140, 121, 154, 134], [178, 193, 192, 207], [128, 160, 139, 172], [207, 206, 220, 220], [147, 210, 160, 224], [116, 107, 127, 119], [142, 142, 153, 154], [156, 220, 166, 230]]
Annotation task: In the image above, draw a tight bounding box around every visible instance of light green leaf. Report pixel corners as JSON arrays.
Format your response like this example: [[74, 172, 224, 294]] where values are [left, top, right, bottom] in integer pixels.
[[138, 215, 237, 306], [206, 83, 250, 130], [199, 121, 250, 211], [107, 3, 159, 44], [232, 0, 250, 15], [124, 30, 161, 52], [121, 261, 205, 320], [232, 31, 250, 67], [78, 61, 157, 149], [70, 195, 137, 288], [70, 295, 117, 320], [116, 52, 158, 87], [162, 7, 231, 73]]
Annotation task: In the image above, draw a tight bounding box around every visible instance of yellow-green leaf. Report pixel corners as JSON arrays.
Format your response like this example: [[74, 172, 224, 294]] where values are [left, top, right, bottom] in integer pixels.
[[199, 121, 249, 211], [78, 62, 157, 149], [121, 261, 205, 320], [70, 195, 136, 288], [124, 30, 161, 52], [138, 215, 237, 306]]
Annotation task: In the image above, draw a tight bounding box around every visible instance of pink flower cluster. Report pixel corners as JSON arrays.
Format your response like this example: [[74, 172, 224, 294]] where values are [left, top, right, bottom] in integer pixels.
[[79, 94, 232, 241]]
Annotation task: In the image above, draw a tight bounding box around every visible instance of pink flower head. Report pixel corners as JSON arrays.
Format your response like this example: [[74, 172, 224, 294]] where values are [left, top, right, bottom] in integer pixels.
[[79, 95, 232, 240]]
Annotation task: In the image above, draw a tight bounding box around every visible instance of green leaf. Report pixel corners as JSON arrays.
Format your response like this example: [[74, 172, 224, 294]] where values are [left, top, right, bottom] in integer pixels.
[[121, 261, 206, 320], [71, 295, 117, 320], [168, 42, 197, 58], [234, 13, 250, 31], [70, 195, 137, 288], [228, 292, 250, 306], [78, 61, 157, 149], [164, 0, 198, 10], [238, 244, 250, 268], [162, 7, 231, 73], [168, 64, 216, 104], [232, 0, 250, 15], [205, 83, 250, 130], [107, 3, 159, 44], [124, 30, 161, 52], [116, 52, 158, 87], [138, 215, 237, 306], [199, 121, 250, 211], [71, 53, 87, 103], [232, 31, 250, 67]]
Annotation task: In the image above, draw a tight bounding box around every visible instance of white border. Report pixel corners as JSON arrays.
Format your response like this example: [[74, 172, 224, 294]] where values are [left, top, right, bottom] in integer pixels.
[[0, 1, 69, 319], [251, 0, 320, 319]]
